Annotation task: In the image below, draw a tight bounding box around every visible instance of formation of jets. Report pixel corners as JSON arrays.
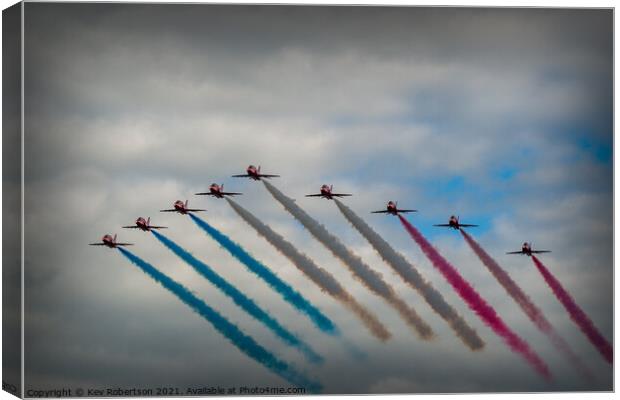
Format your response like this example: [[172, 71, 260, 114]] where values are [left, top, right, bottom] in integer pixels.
[[91, 164, 550, 257]]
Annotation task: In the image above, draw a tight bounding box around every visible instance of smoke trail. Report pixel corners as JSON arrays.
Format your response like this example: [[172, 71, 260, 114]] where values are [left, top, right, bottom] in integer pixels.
[[150, 230, 322, 364], [117, 248, 322, 392], [263, 180, 434, 340], [334, 199, 483, 350], [227, 198, 391, 342], [398, 216, 551, 380], [188, 213, 337, 336], [532, 255, 612, 365], [460, 230, 592, 377]]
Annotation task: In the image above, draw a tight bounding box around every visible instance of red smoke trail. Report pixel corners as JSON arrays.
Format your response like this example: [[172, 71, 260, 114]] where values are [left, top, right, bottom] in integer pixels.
[[398, 216, 552, 380], [461, 230, 592, 379], [532, 255, 612, 365]]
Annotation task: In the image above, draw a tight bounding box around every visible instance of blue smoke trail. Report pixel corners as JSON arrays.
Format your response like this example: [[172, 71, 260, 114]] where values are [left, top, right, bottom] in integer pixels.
[[151, 230, 322, 364], [188, 213, 337, 335], [117, 248, 322, 392]]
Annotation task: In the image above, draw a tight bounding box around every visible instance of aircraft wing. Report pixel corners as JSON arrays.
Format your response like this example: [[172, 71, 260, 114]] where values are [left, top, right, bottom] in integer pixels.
[[332, 193, 352, 197], [398, 209, 417, 213], [305, 194, 323, 197], [505, 251, 523, 254], [433, 224, 451, 227], [259, 174, 280, 178], [122, 225, 139, 229], [195, 192, 214, 196], [459, 224, 479, 227], [532, 250, 551, 254], [149, 226, 168, 229], [371, 210, 389, 214], [160, 209, 177, 212], [222, 192, 243, 196], [186, 209, 207, 212], [231, 174, 250, 178], [89, 243, 106, 246], [115, 243, 134, 246]]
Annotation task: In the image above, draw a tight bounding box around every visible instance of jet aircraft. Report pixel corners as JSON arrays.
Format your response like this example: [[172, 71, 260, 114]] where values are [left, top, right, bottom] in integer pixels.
[[371, 201, 417, 215], [160, 200, 206, 215], [232, 165, 280, 181], [89, 234, 133, 248], [123, 217, 167, 231], [305, 184, 352, 200], [506, 242, 551, 256], [196, 183, 242, 198], [434, 215, 478, 230]]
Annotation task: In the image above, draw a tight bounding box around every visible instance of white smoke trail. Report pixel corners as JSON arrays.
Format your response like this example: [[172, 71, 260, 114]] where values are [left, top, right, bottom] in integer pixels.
[[334, 199, 484, 351], [263, 181, 434, 340], [227, 198, 391, 341]]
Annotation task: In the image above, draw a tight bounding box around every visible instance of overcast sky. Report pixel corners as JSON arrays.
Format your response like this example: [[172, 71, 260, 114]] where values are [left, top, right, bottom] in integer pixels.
[[22, 4, 612, 394]]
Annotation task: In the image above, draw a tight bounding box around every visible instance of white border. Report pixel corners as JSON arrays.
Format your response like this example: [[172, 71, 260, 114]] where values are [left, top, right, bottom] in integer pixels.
[[0, 2, 615, 400], [20, 0, 25, 398]]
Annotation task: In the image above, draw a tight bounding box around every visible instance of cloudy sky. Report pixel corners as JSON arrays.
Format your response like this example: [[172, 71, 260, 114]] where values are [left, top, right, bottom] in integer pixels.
[[22, 4, 612, 394]]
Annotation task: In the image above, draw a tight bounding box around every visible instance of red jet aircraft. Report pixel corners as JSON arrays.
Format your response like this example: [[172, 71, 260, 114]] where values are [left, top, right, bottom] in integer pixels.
[[89, 234, 133, 248], [305, 184, 352, 200], [196, 183, 242, 198], [506, 242, 551, 256], [123, 217, 167, 232], [160, 200, 206, 215], [371, 201, 417, 215], [434, 215, 478, 230], [232, 165, 280, 181]]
